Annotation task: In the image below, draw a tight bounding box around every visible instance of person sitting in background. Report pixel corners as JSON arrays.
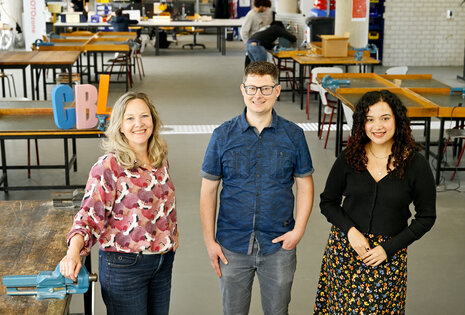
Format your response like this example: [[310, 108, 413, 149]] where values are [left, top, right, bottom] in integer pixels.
[[108, 8, 139, 32], [246, 21, 297, 62], [240, 0, 273, 67]]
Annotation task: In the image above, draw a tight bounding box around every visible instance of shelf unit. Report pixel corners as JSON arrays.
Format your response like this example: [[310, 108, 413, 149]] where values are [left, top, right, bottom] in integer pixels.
[[368, 0, 385, 61]]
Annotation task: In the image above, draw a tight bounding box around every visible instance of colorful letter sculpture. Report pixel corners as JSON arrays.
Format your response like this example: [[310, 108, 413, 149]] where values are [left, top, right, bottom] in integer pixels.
[[51, 75, 111, 130]]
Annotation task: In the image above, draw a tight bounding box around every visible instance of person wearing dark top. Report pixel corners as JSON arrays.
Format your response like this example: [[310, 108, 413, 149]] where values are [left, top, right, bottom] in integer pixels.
[[71, 0, 85, 12], [246, 21, 296, 62], [314, 90, 436, 314], [213, 0, 230, 19], [108, 8, 139, 32], [71, 0, 88, 19]]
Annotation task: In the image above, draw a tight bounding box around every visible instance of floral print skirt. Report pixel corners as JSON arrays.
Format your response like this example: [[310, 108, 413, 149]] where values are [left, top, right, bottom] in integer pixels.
[[314, 225, 407, 314]]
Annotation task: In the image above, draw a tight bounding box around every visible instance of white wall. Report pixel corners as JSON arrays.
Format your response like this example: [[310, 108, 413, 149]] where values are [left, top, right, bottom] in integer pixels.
[[383, 0, 465, 66]]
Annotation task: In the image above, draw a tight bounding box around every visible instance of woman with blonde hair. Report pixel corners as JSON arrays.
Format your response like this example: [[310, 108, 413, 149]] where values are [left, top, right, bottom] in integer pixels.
[[61, 92, 177, 315]]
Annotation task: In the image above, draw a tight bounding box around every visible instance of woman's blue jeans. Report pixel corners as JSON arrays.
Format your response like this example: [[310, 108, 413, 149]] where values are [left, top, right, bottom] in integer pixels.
[[99, 250, 175, 315]]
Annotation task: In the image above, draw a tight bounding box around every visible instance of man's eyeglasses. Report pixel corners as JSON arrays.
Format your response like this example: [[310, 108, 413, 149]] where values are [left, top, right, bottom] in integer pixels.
[[242, 84, 278, 96]]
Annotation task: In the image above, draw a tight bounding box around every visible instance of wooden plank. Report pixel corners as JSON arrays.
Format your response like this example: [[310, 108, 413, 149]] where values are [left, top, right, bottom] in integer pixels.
[[292, 54, 380, 65], [0, 52, 37, 66], [0, 130, 103, 136], [28, 51, 81, 65], [50, 38, 88, 43], [0, 108, 53, 116], [408, 87, 451, 94], [98, 31, 135, 37], [379, 74, 433, 80], [330, 87, 439, 117], [0, 200, 76, 315], [315, 73, 395, 89], [269, 50, 307, 59]]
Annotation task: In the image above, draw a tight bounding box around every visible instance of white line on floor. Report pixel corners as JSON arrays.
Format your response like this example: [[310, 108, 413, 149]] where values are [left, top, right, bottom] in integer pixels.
[[161, 121, 453, 134]]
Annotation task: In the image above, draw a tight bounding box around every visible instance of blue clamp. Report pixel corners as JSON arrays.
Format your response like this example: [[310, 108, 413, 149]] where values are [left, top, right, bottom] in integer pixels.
[[450, 87, 465, 97], [321, 75, 351, 90], [272, 45, 295, 52], [34, 39, 55, 47], [351, 44, 378, 61], [96, 114, 109, 131], [2, 263, 97, 300]]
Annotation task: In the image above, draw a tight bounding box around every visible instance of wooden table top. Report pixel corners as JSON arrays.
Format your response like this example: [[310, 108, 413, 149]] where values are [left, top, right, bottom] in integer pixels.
[[269, 50, 307, 59], [28, 51, 81, 65], [0, 51, 38, 66], [316, 73, 464, 118], [85, 42, 130, 52], [37, 31, 135, 52], [0, 200, 77, 315], [37, 42, 88, 51], [292, 54, 380, 65]]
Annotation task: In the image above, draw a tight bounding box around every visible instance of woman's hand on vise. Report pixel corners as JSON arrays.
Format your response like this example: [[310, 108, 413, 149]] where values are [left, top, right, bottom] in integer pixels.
[[361, 245, 387, 267], [60, 248, 81, 281], [347, 226, 371, 258], [60, 234, 84, 281]]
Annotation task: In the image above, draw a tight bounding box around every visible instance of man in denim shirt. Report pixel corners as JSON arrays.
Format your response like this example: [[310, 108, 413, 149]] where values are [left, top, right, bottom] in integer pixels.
[[200, 61, 314, 315]]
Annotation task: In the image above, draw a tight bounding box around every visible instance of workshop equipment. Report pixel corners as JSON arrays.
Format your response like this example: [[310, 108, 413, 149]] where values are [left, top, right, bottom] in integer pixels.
[[2, 263, 97, 300], [451, 87, 465, 98], [96, 114, 109, 131], [351, 44, 378, 61], [321, 75, 351, 90]]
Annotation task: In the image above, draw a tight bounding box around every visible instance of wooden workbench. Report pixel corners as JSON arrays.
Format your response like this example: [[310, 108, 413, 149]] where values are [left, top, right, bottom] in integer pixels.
[[0, 101, 103, 191], [0, 51, 37, 98], [0, 200, 76, 315]]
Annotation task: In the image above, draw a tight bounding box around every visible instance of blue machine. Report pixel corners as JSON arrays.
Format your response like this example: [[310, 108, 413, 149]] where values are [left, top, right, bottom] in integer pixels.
[[321, 75, 351, 90], [2, 263, 97, 300], [351, 44, 378, 61]]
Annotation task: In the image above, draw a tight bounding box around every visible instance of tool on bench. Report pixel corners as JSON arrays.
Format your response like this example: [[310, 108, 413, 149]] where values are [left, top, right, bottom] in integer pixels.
[[96, 114, 109, 131], [321, 75, 351, 90], [2, 263, 97, 300], [351, 44, 378, 61], [451, 87, 465, 98]]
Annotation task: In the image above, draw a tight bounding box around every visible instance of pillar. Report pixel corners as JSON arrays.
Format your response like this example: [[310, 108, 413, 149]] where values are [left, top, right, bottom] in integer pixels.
[[276, 0, 299, 14], [334, 0, 369, 48]]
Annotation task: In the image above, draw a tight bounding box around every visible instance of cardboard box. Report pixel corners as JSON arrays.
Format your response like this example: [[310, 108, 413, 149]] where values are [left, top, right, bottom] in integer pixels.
[[320, 35, 349, 57]]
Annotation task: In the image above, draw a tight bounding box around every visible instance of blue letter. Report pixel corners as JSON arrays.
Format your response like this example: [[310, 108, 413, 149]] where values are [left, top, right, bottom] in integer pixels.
[[52, 85, 76, 129]]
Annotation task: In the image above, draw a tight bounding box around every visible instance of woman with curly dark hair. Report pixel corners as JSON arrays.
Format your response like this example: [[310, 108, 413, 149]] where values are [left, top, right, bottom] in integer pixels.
[[314, 90, 436, 314]]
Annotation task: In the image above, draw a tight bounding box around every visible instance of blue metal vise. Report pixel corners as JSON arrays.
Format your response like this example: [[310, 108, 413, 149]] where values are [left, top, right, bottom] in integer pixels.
[[352, 44, 378, 61], [321, 75, 351, 90], [2, 263, 97, 300], [34, 39, 55, 47], [451, 87, 465, 98], [96, 114, 109, 131]]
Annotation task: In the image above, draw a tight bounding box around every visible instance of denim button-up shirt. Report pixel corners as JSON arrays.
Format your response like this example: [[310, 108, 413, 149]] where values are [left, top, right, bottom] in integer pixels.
[[201, 109, 313, 255]]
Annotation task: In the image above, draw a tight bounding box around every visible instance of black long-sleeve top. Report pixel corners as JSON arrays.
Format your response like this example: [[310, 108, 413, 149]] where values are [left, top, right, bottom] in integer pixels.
[[249, 24, 297, 50], [320, 150, 436, 257]]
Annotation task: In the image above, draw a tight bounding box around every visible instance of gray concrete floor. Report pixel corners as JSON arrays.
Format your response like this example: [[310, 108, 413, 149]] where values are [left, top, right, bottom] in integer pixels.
[[2, 34, 465, 314]]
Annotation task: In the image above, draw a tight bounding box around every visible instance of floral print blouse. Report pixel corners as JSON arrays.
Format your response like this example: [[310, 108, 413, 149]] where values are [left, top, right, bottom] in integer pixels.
[[67, 153, 177, 256]]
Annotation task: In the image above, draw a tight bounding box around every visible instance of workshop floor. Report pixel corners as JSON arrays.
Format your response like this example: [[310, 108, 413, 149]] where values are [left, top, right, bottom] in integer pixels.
[[1, 34, 465, 314]]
